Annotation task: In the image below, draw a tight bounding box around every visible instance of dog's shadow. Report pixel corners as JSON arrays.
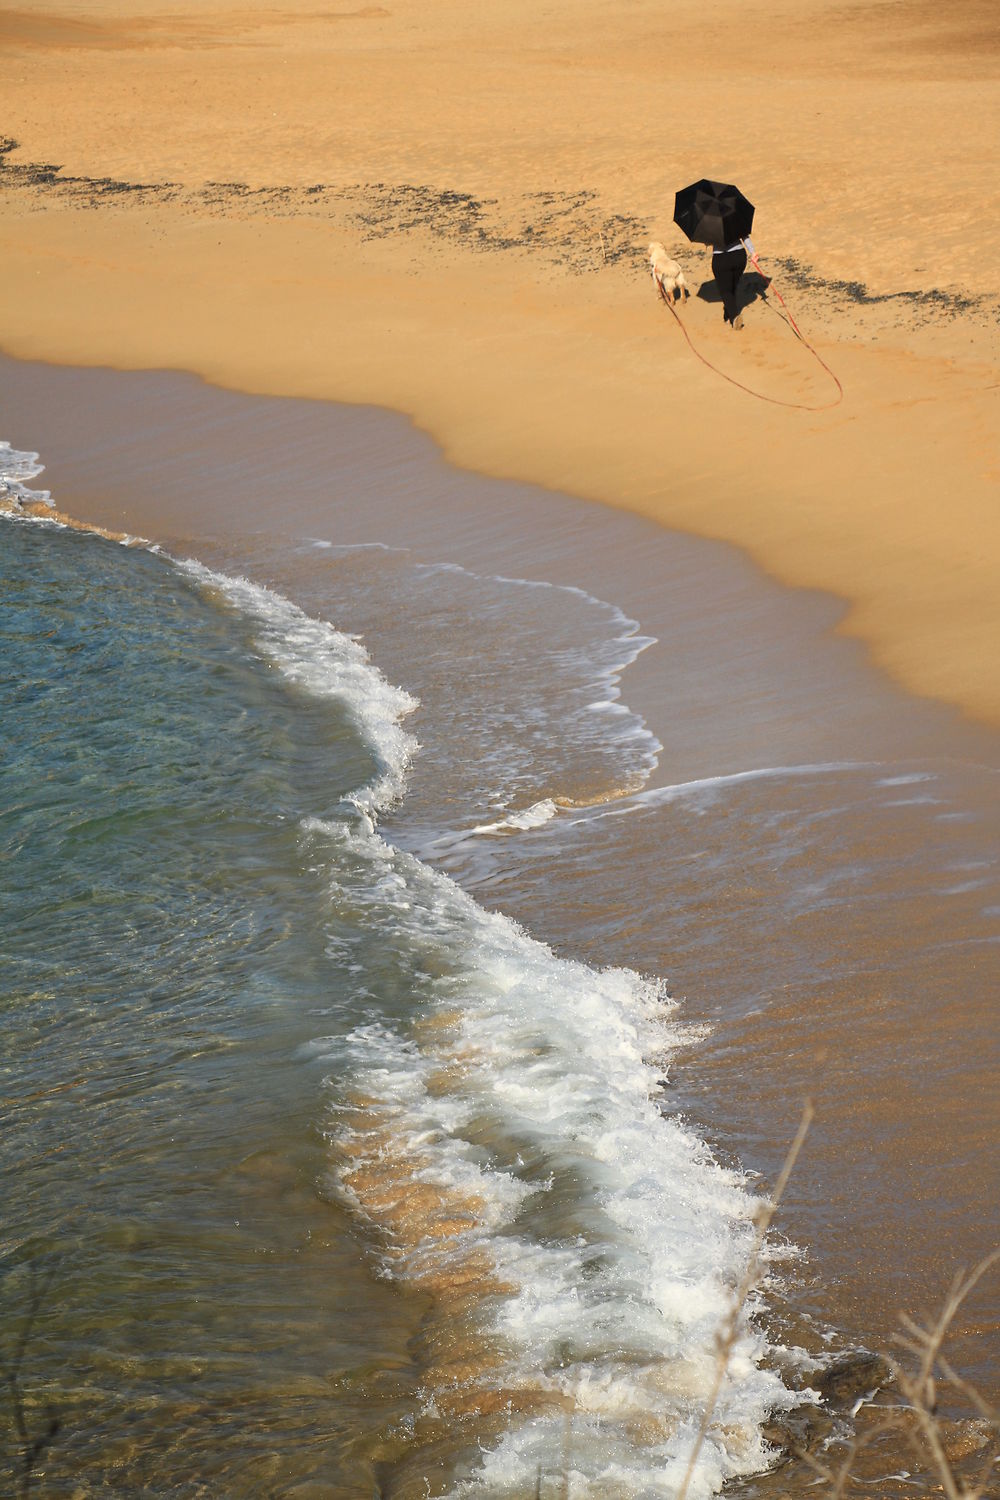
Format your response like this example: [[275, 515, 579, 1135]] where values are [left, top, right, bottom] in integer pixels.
[[696, 271, 771, 313]]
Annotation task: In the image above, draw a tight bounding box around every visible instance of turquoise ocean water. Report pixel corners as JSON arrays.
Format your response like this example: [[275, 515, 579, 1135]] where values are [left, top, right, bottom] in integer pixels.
[[3, 419, 998, 1498], [2, 514, 419, 1492], [2, 503, 796, 1497]]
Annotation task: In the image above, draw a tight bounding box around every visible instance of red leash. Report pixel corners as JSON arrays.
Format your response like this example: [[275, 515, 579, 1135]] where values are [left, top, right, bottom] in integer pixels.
[[656, 245, 844, 411], [744, 244, 804, 333]]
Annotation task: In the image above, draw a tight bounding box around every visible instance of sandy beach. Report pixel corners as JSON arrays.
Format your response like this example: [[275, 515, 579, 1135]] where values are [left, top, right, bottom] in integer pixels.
[[2, 3, 999, 1494], [1, 0, 998, 723]]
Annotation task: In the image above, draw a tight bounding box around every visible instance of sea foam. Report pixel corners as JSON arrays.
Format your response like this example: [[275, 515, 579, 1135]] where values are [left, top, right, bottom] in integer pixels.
[[0, 440, 53, 509], [174, 559, 419, 813], [178, 556, 803, 1498], [413, 559, 662, 796]]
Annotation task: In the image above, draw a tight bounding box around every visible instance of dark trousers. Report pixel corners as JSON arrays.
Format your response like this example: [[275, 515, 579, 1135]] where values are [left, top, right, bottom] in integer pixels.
[[712, 246, 747, 324]]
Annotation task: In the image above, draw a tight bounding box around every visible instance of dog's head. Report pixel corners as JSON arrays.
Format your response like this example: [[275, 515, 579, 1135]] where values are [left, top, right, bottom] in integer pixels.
[[647, 240, 667, 264]]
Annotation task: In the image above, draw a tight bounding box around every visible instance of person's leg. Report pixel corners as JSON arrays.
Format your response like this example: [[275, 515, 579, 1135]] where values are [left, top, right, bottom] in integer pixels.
[[711, 256, 733, 322], [730, 247, 747, 325], [712, 248, 748, 325], [728, 248, 748, 326]]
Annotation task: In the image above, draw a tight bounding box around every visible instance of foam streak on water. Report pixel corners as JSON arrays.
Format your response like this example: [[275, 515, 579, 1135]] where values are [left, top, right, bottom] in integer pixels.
[[177, 559, 802, 1497], [412, 558, 662, 795], [0, 439, 53, 507], [174, 558, 419, 813]]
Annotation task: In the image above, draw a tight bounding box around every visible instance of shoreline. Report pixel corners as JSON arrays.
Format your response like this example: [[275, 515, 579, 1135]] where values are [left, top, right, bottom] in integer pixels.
[[1, 0, 998, 728], [1, 298, 997, 728], [3, 353, 999, 1491], [5, 348, 997, 795], [3, 5, 998, 1486]]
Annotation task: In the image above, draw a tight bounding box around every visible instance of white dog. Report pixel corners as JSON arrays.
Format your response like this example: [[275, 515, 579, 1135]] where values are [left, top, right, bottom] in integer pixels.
[[648, 241, 689, 304]]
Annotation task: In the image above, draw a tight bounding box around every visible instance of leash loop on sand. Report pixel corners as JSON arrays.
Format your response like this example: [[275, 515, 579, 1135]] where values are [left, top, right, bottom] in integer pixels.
[[658, 249, 844, 411]]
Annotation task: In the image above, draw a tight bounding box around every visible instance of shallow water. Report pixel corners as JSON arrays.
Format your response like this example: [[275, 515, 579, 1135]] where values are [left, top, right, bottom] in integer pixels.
[[2, 509, 802, 1496], [1, 516, 420, 1493], [2, 375, 998, 1497]]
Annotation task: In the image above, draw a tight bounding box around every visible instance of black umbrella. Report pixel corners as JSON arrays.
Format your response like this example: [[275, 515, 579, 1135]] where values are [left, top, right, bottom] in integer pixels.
[[673, 179, 754, 249]]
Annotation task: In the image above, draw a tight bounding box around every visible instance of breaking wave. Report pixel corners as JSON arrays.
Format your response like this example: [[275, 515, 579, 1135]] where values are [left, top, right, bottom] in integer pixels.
[[177, 558, 803, 1496]]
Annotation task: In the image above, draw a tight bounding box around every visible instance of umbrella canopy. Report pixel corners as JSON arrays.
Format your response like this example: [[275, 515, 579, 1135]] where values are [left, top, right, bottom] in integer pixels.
[[674, 179, 754, 249]]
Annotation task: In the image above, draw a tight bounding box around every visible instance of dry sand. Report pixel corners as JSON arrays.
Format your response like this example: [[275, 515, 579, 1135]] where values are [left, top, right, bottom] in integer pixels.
[[1, 0, 998, 719]]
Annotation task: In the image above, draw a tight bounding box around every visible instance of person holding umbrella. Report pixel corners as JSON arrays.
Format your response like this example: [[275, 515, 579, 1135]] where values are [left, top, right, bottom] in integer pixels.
[[674, 179, 756, 330], [712, 234, 755, 330]]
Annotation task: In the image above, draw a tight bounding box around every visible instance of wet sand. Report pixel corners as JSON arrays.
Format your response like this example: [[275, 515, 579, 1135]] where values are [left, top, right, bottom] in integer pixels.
[[1, 0, 999, 727], [4, 350, 996, 788]]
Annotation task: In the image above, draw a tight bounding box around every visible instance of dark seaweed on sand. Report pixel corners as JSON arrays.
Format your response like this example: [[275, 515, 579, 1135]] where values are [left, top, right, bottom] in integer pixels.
[[1, 135, 996, 322], [773, 254, 984, 321], [0, 134, 176, 206]]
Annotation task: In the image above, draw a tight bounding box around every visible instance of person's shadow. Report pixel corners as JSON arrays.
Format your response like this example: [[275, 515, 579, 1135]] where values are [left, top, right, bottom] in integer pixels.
[[696, 270, 771, 315]]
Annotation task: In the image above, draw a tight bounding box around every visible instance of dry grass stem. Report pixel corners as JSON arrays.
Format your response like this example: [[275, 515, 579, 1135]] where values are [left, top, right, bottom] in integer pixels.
[[890, 1249, 1000, 1500], [675, 1100, 815, 1500], [775, 1249, 999, 1500]]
